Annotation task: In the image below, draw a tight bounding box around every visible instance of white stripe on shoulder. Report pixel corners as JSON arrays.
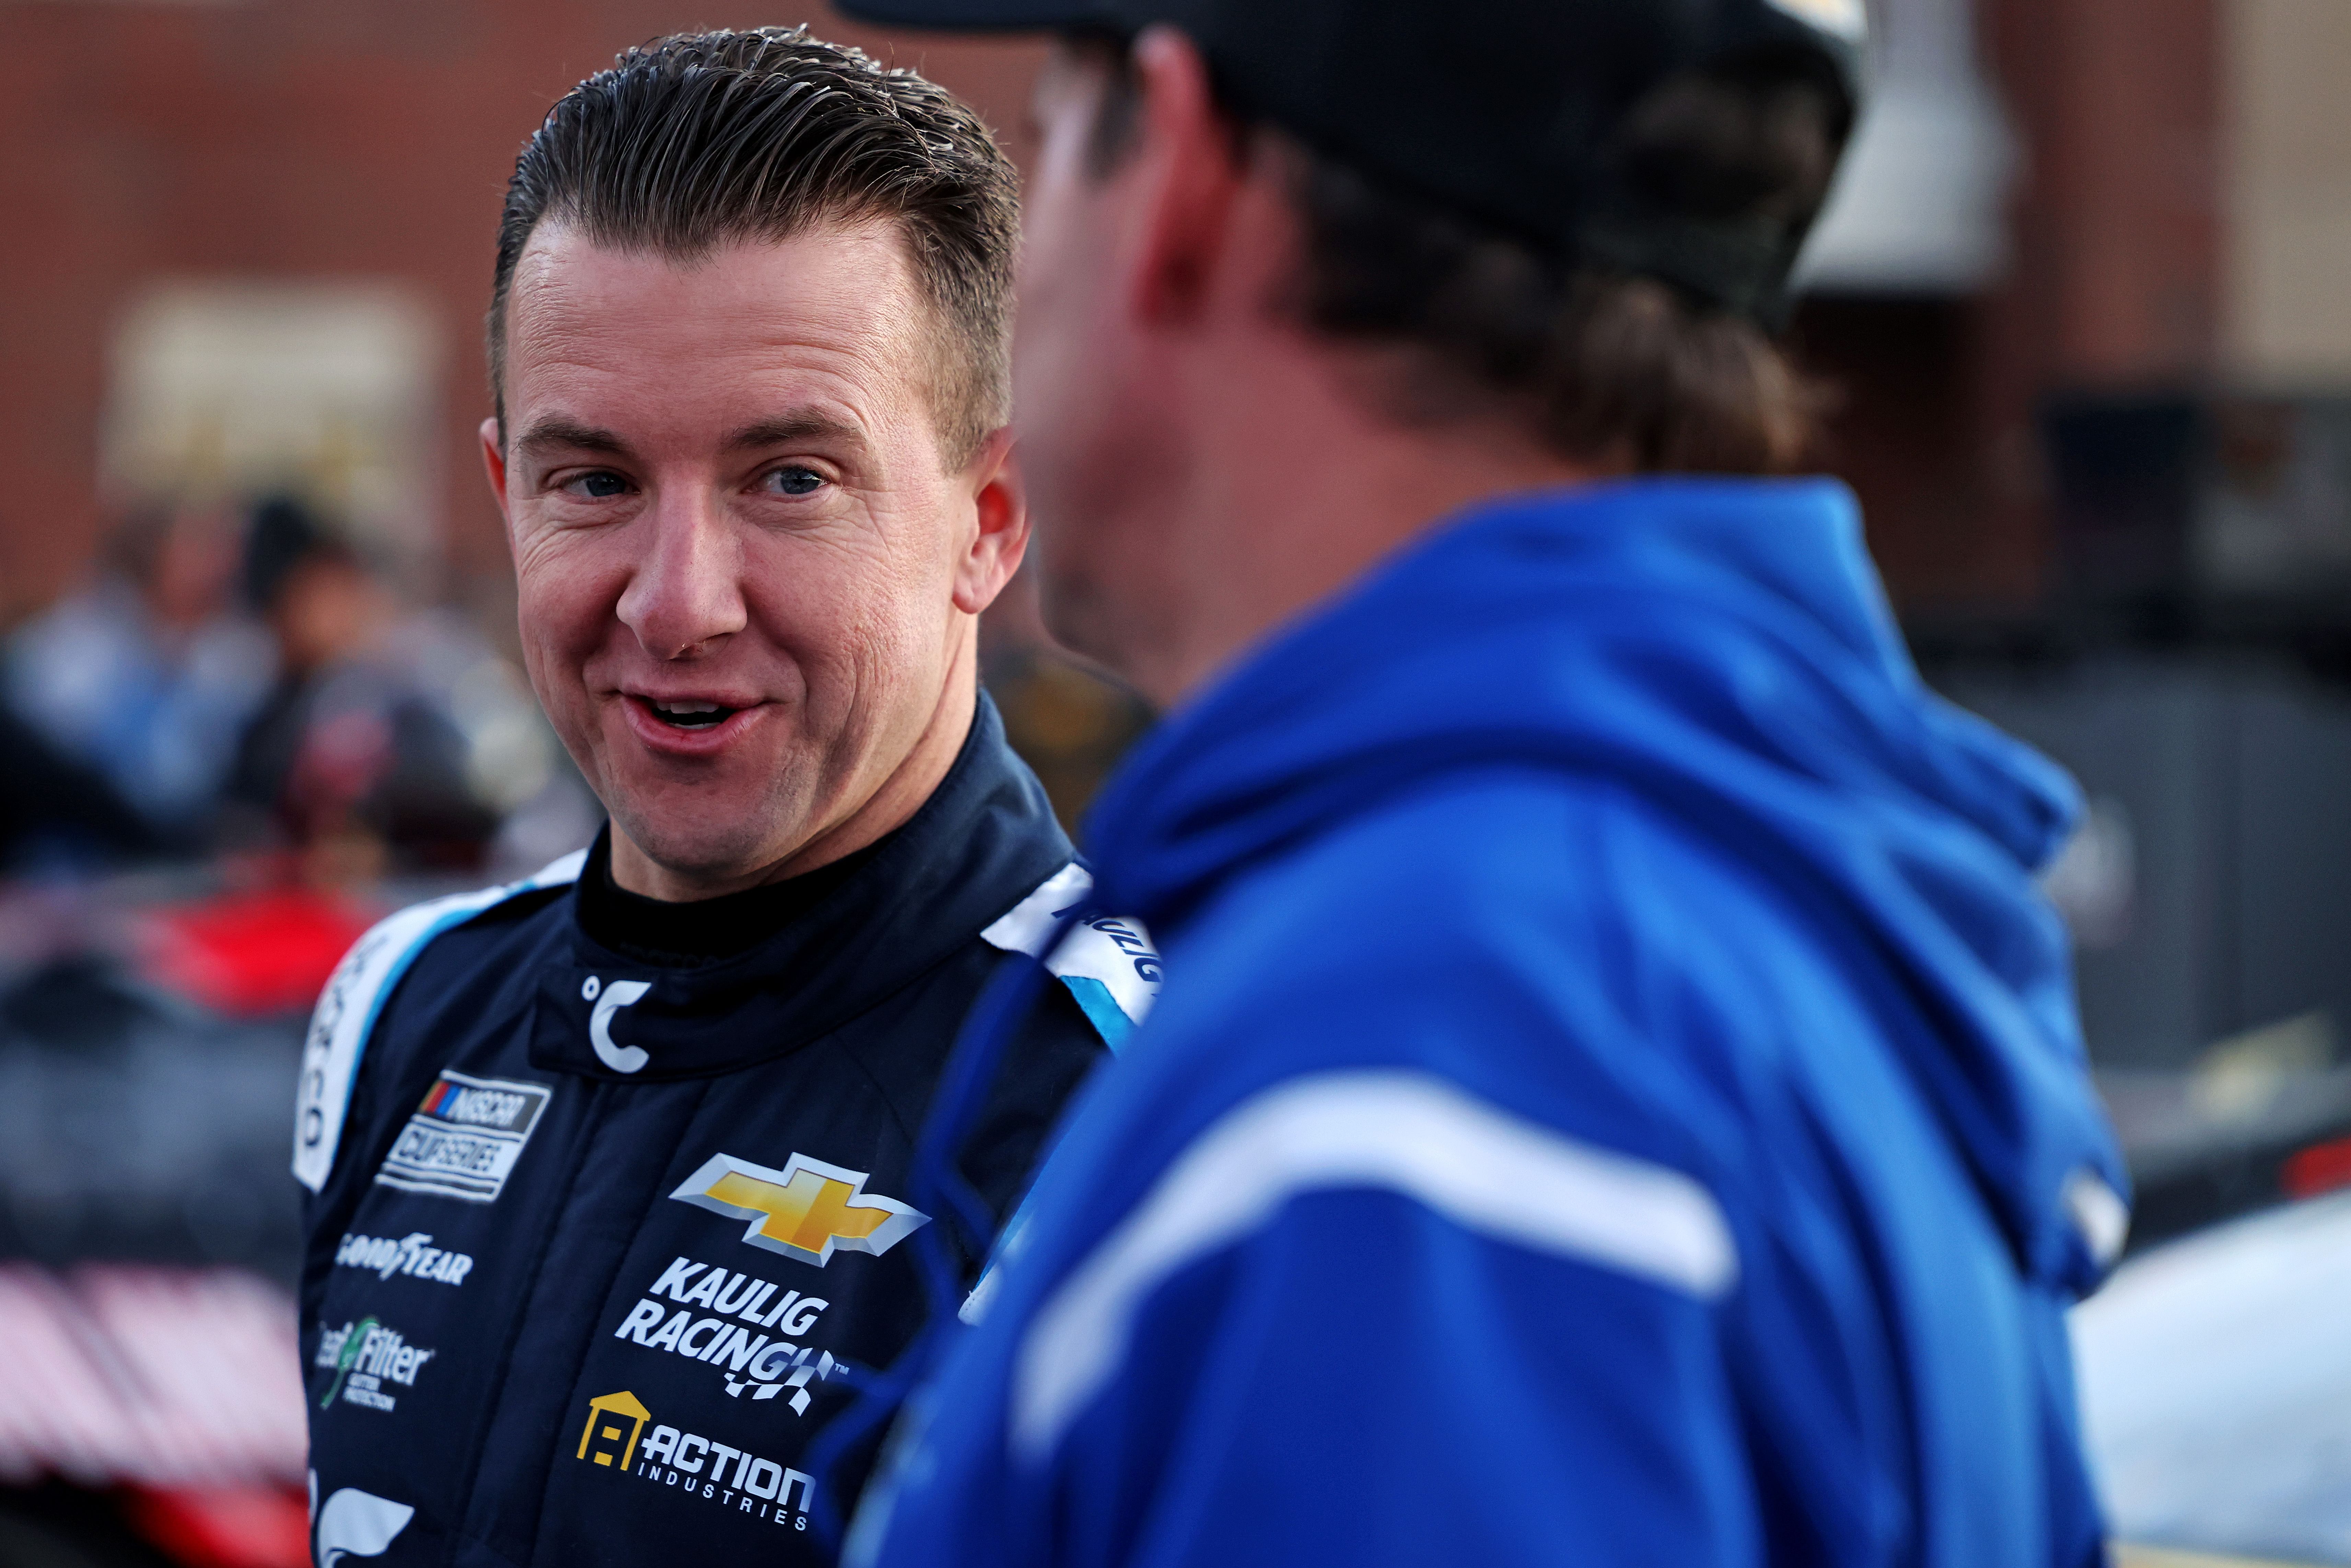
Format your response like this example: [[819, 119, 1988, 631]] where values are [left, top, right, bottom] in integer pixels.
[[290, 849, 586, 1193], [982, 862, 1161, 1045], [2064, 1165, 2130, 1269], [1010, 1070, 1737, 1463]]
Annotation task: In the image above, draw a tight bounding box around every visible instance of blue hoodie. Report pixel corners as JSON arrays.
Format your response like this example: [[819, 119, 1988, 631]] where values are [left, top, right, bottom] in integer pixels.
[[853, 478, 2127, 1568]]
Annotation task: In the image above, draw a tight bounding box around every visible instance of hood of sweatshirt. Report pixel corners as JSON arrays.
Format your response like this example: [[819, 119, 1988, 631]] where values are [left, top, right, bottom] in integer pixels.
[[1084, 476, 2127, 1296]]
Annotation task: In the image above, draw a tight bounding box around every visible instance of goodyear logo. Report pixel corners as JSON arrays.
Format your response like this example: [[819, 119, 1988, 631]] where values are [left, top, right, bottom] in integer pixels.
[[669, 1152, 928, 1267]]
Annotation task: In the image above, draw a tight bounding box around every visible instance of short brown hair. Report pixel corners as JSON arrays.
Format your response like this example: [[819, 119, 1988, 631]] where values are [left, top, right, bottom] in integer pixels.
[[1079, 39, 1838, 474], [489, 27, 1020, 466]]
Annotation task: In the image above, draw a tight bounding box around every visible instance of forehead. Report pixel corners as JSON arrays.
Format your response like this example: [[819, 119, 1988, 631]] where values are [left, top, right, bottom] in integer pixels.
[[502, 222, 937, 449]]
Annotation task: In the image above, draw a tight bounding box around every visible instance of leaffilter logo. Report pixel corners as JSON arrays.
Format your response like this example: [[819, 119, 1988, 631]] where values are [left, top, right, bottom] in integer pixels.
[[316, 1319, 436, 1413], [671, 1152, 928, 1267]]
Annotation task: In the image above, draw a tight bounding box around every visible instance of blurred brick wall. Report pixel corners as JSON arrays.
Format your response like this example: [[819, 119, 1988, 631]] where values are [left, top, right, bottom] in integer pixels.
[[1833, 0, 2221, 612], [0, 1, 1043, 625], [0, 0, 2231, 622]]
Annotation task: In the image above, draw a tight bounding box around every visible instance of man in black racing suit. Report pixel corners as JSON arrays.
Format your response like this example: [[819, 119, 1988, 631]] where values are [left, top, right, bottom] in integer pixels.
[[289, 28, 1156, 1568]]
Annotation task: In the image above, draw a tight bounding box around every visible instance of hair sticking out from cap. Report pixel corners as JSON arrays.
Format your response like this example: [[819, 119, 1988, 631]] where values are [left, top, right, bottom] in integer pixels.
[[1070, 38, 1831, 476]]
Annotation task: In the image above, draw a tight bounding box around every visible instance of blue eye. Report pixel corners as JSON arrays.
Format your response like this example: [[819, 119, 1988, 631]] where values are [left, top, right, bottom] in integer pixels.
[[571, 471, 630, 499], [769, 466, 825, 497]]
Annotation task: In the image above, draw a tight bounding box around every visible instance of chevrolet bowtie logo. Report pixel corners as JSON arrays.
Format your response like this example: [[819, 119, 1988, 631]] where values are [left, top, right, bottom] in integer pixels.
[[670, 1152, 930, 1267]]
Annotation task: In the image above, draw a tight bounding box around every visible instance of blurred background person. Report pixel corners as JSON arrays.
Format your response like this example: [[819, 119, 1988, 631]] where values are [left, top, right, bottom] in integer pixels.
[[223, 496, 503, 880], [2, 499, 275, 866]]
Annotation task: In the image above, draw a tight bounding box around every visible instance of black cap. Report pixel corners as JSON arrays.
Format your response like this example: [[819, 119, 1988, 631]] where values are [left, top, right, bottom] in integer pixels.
[[834, 0, 1865, 323]]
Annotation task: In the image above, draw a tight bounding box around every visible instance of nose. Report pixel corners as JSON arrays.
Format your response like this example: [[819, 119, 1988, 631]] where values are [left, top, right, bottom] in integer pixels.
[[615, 491, 747, 660]]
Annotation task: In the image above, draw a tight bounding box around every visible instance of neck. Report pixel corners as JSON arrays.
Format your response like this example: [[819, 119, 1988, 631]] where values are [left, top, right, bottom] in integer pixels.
[[609, 624, 981, 902], [1131, 345, 1607, 707]]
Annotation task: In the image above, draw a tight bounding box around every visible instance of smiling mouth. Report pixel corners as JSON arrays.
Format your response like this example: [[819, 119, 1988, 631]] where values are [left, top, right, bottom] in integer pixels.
[[641, 698, 741, 731]]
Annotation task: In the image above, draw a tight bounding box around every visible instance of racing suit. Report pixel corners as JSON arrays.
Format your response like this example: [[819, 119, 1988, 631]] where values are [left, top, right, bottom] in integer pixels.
[[292, 697, 1155, 1566]]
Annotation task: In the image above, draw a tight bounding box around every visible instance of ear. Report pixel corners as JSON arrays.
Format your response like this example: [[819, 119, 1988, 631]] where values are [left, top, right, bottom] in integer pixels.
[[479, 417, 516, 534], [1125, 24, 1249, 327], [951, 425, 1030, 616]]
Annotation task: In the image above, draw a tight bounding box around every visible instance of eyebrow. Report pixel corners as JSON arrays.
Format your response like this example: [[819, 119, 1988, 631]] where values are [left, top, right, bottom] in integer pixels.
[[727, 414, 868, 454], [513, 417, 630, 460], [511, 411, 869, 462]]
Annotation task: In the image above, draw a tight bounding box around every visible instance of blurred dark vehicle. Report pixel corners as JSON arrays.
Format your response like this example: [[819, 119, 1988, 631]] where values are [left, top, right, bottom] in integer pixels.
[[1919, 397, 2351, 1563]]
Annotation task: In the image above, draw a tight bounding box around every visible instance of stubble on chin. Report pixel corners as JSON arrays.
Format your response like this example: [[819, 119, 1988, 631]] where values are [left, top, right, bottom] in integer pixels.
[[1036, 567, 1122, 673], [601, 753, 817, 889], [606, 790, 799, 888], [1038, 551, 1179, 700]]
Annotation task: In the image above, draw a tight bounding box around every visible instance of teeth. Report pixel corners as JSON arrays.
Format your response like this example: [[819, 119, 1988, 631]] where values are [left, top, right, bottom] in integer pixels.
[[646, 697, 734, 730]]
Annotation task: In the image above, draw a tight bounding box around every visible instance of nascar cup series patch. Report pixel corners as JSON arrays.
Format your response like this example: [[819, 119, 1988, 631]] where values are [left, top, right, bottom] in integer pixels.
[[373, 1069, 553, 1203]]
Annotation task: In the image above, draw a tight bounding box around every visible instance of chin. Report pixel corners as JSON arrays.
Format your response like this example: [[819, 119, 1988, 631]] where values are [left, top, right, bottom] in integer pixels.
[[606, 787, 798, 888], [1039, 566, 1147, 687]]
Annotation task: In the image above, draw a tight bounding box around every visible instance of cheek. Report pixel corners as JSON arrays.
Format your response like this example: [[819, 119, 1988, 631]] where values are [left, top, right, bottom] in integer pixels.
[[737, 534, 897, 685], [513, 541, 619, 684], [1011, 266, 1091, 425], [1012, 203, 1107, 423], [771, 519, 955, 698]]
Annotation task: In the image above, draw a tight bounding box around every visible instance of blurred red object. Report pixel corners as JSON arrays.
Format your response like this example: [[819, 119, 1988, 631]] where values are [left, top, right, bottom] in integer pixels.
[[125, 1486, 311, 1568], [139, 887, 375, 1016], [2283, 1135, 2351, 1200]]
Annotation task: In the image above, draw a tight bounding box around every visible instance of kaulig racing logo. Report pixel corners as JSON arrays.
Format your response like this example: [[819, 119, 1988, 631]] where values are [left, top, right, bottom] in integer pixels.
[[575, 1390, 817, 1532], [613, 1255, 842, 1414]]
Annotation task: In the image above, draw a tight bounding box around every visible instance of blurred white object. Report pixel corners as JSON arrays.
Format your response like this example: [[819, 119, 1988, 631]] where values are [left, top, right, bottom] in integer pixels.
[[100, 282, 444, 586], [2189, 1011, 2335, 1125], [2073, 1191, 2351, 1562], [0, 1265, 306, 1489], [1795, 0, 2017, 292], [2041, 795, 2138, 949], [316, 1486, 415, 1565]]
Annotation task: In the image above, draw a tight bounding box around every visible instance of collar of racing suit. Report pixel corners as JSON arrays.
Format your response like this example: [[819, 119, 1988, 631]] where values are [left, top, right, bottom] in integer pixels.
[[531, 690, 1076, 1082], [578, 824, 882, 965]]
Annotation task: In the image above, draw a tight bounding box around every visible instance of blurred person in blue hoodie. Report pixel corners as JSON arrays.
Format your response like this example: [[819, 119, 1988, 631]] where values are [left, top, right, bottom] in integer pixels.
[[832, 1, 2131, 1566]]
